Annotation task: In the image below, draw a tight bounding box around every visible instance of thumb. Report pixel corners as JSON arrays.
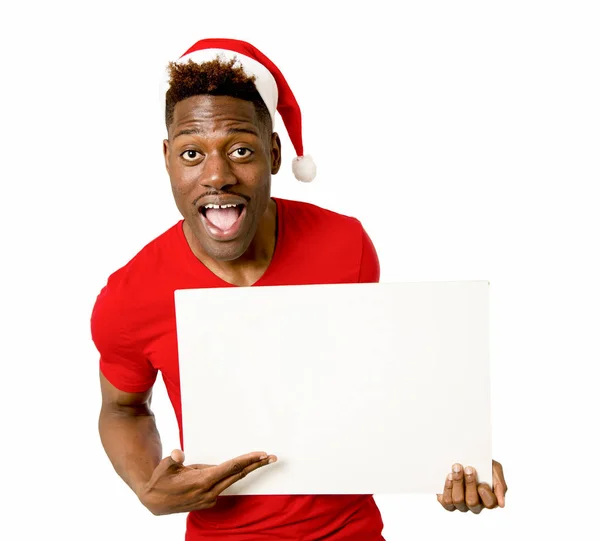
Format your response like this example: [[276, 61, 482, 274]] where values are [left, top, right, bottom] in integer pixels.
[[494, 482, 506, 508], [492, 460, 507, 508], [170, 449, 185, 464]]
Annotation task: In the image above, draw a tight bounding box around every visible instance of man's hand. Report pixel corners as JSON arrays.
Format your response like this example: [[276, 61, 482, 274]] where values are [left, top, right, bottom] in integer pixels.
[[436, 460, 507, 513], [138, 449, 277, 515]]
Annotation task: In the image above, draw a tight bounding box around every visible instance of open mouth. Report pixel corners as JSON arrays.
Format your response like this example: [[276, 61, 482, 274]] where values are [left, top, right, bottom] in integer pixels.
[[199, 202, 247, 240]]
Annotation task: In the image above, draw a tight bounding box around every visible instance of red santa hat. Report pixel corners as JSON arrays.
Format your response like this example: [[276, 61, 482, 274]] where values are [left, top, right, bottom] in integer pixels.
[[173, 38, 316, 183]]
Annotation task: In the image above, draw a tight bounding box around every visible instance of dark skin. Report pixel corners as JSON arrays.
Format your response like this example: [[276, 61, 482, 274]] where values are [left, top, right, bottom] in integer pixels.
[[99, 94, 506, 516]]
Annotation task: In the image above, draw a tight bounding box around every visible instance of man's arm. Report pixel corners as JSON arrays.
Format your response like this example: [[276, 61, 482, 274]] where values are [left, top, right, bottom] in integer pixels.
[[98, 372, 278, 515], [98, 372, 162, 496]]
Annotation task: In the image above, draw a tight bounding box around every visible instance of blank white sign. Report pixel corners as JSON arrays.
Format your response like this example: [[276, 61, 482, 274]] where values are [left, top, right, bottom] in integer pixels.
[[175, 281, 491, 495]]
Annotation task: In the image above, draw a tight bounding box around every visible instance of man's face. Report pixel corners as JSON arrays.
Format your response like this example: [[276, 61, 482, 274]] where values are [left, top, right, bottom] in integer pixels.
[[164, 95, 281, 262]]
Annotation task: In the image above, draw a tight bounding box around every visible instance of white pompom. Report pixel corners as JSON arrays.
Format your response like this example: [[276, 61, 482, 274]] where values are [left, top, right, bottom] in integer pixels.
[[292, 155, 317, 182]]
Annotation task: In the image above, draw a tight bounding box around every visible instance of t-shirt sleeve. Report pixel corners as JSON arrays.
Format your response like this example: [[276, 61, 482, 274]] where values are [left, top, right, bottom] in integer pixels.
[[358, 226, 380, 283], [91, 284, 158, 393]]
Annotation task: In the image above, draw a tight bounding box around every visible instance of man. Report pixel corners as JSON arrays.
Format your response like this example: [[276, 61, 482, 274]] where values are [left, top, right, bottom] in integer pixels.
[[91, 38, 507, 540]]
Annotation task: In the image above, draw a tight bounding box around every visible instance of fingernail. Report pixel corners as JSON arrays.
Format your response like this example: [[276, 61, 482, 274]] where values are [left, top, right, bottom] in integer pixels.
[[447, 473, 453, 481], [268, 457, 277, 464], [465, 466, 474, 475], [453, 464, 462, 473], [259, 455, 268, 460]]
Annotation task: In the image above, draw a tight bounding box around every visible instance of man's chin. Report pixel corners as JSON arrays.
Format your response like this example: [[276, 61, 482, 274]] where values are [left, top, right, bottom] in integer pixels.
[[183, 219, 250, 263], [196, 230, 252, 262], [203, 242, 249, 263]]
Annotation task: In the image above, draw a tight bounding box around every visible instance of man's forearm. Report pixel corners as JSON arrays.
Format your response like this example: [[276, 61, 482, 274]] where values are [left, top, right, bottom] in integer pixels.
[[99, 405, 163, 497]]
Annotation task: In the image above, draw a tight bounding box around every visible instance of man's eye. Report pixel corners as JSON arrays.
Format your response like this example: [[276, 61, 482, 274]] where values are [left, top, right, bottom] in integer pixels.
[[181, 150, 200, 161], [231, 148, 253, 158]]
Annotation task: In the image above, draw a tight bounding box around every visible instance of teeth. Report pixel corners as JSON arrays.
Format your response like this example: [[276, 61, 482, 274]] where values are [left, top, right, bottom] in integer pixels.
[[203, 203, 239, 209]]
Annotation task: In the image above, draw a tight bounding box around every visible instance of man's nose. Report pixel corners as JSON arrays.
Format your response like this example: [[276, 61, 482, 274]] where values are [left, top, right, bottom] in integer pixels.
[[200, 152, 237, 191]]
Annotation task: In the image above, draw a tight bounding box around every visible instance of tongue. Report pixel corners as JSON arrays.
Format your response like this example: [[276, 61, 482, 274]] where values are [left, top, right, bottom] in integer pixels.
[[205, 207, 241, 231]]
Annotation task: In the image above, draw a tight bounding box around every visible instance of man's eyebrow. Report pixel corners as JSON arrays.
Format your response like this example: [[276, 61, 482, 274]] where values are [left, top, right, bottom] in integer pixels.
[[173, 126, 260, 139], [226, 127, 260, 136], [173, 128, 201, 139]]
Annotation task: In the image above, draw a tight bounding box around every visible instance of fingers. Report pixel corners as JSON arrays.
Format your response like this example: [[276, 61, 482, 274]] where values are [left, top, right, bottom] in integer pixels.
[[140, 451, 277, 515], [440, 462, 503, 513], [492, 460, 508, 508], [477, 483, 498, 509], [437, 473, 456, 511], [209, 454, 278, 497], [205, 452, 277, 486], [451, 464, 468, 512], [464, 466, 483, 514]]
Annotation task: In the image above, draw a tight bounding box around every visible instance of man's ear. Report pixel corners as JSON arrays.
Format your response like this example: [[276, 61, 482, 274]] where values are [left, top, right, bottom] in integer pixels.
[[163, 139, 170, 173], [271, 132, 282, 175]]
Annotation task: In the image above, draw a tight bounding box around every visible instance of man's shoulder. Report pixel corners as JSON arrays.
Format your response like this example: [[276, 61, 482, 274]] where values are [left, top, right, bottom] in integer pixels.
[[278, 198, 363, 235], [276, 198, 371, 283], [96, 221, 183, 301]]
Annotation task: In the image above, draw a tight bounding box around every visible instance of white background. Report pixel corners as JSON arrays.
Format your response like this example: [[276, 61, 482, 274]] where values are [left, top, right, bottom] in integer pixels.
[[1, 1, 598, 539]]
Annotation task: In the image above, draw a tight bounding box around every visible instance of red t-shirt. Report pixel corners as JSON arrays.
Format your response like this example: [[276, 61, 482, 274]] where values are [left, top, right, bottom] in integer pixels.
[[91, 198, 385, 540]]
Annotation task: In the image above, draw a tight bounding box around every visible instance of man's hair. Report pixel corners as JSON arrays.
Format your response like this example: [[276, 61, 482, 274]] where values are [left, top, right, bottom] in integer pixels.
[[165, 57, 272, 134]]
